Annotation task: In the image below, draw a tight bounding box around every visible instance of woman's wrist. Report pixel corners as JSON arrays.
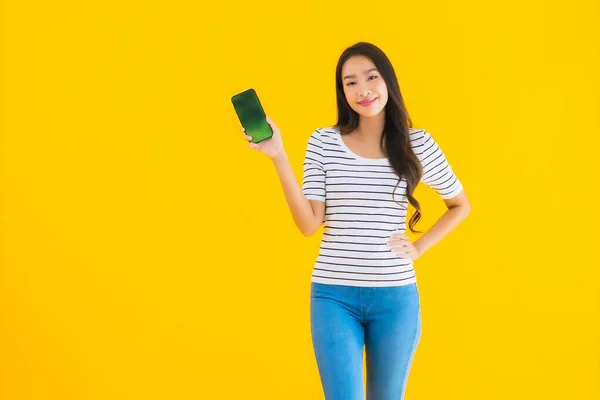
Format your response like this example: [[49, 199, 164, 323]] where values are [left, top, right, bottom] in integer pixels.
[[271, 150, 288, 163], [413, 240, 427, 258]]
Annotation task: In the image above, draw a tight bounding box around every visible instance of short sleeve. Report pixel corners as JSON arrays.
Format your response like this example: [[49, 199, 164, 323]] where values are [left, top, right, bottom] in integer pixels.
[[413, 129, 463, 199], [302, 129, 326, 202]]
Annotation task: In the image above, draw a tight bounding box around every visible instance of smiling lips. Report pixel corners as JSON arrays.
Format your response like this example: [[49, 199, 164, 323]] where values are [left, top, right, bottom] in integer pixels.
[[358, 97, 377, 107]]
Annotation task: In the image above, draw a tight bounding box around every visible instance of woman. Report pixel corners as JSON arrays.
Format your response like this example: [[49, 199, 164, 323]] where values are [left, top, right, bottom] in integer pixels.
[[241, 42, 470, 400]]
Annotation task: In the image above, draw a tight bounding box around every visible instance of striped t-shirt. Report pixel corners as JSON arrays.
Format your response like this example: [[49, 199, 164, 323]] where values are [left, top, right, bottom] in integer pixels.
[[302, 126, 463, 288]]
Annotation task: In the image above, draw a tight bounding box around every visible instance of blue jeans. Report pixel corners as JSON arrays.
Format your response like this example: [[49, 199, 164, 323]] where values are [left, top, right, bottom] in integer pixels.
[[310, 282, 422, 400]]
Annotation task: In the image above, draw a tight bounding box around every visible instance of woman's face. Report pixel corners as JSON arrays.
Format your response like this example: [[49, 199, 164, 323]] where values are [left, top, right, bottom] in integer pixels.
[[341, 55, 388, 118]]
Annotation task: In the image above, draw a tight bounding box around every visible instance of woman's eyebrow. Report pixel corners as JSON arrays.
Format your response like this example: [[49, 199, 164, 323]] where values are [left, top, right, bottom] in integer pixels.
[[343, 68, 378, 80]]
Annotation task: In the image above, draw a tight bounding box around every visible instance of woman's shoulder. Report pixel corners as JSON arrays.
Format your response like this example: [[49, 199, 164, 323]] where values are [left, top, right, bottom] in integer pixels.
[[308, 126, 339, 141], [408, 127, 427, 138], [408, 128, 432, 157], [317, 126, 340, 135], [408, 127, 432, 145]]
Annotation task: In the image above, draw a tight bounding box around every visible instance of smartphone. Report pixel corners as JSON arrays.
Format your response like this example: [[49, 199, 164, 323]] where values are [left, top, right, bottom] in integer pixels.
[[231, 88, 273, 144]]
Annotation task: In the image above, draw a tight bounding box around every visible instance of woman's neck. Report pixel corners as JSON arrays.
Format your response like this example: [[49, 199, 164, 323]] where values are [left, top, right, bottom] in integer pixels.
[[354, 113, 385, 142]]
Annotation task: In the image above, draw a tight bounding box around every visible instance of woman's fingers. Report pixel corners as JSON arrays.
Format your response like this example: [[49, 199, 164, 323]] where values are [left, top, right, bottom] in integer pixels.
[[240, 127, 252, 142], [265, 115, 279, 133], [387, 239, 406, 246]]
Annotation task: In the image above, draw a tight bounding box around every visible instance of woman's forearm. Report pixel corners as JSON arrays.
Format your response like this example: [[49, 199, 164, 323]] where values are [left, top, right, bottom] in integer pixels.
[[413, 204, 471, 256], [271, 151, 321, 236]]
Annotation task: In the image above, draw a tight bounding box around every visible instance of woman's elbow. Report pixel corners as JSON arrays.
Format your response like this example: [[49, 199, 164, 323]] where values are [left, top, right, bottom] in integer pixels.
[[299, 222, 320, 237], [461, 201, 471, 218], [300, 226, 318, 237]]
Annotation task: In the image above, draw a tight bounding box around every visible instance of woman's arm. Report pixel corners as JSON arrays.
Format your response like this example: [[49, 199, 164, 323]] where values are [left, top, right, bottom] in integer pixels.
[[413, 190, 471, 256], [271, 152, 325, 236], [244, 117, 325, 237]]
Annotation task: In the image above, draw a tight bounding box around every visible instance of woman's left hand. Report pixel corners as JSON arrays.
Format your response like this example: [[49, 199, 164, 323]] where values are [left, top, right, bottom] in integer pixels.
[[386, 233, 422, 261]]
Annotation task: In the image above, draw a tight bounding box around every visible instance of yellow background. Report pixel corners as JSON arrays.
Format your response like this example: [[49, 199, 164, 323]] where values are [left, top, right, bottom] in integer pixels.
[[2, 0, 599, 399]]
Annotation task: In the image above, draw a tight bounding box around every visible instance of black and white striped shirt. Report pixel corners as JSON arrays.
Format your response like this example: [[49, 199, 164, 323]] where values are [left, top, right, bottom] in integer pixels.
[[302, 126, 463, 287]]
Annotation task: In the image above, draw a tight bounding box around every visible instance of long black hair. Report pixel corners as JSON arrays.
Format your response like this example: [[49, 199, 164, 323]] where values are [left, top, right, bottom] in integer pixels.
[[334, 42, 423, 233]]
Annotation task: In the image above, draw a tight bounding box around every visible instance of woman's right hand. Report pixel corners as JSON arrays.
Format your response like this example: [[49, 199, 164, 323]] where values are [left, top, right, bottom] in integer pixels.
[[242, 116, 286, 160]]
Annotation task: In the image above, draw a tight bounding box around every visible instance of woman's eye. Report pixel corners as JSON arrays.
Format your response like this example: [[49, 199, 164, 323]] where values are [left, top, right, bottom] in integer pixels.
[[346, 76, 377, 86]]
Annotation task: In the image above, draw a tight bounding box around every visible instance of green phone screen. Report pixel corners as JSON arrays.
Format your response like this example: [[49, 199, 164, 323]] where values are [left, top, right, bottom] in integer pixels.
[[231, 88, 273, 144]]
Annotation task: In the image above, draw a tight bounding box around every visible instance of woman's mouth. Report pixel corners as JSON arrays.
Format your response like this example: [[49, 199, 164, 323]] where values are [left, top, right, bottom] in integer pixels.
[[358, 97, 377, 107]]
